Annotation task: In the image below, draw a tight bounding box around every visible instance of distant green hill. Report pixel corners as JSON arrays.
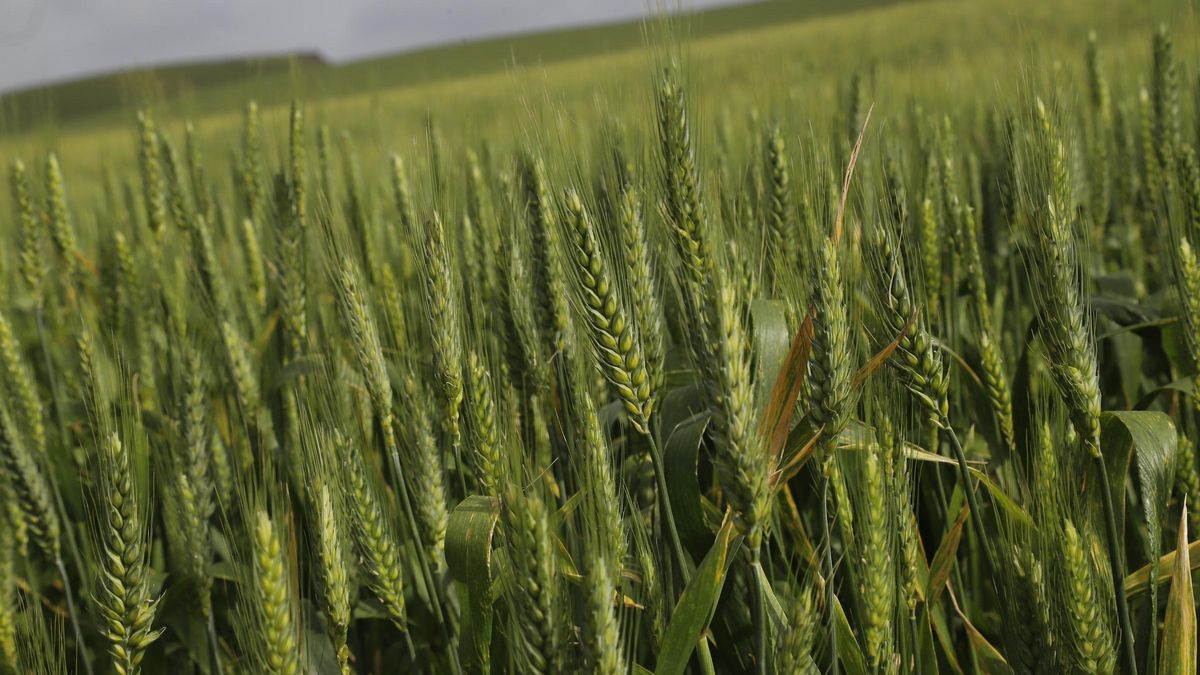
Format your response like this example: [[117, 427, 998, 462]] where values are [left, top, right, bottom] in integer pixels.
[[0, 0, 907, 133]]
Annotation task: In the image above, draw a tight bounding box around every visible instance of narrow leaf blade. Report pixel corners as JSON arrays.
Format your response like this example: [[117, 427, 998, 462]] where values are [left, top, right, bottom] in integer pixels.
[[926, 503, 969, 606], [654, 513, 740, 675], [446, 495, 501, 673], [1160, 503, 1196, 675]]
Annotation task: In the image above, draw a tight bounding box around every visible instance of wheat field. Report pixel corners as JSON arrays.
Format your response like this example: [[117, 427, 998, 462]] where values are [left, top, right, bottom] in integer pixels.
[[1, 0, 1199, 673]]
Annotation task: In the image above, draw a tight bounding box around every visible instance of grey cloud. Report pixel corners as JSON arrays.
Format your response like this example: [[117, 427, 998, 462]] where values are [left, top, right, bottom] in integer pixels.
[[0, 0, 746, 93]]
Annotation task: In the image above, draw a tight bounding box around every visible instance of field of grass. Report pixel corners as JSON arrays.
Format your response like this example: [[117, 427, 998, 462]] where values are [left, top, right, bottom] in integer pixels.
[[0, 0, 918, 134], [1, 0, 1200, 672]]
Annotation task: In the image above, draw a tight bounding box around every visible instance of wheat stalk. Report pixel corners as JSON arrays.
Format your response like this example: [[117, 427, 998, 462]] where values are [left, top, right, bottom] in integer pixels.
[[44, 154, 79, 280], [250, 508, 301, 675], [137, 111, 169, 240], [520, 154, 573, 355], [945, 154, 1016, 453], [1152, 25, 1180, 166], [10, 160, 46, 305], [765, 125, 796, 286], [313, 482, 353, 674], [466, 350, 502, 497], [241, 101, 267, 223], [241, 217, 268, 312], [399, 375, 450, 572], [1059, 520, 1117, 674], [616, 187, 665, 397], [0, 310, 45, 457], [159, 133, 193, 231], [1025, 99, 1136, 674], [95, 432, 163, 675], [413, 212, 466, 497], [499, 457, 564, 675], [0, 511, 17, 671], [340, 432, 407, 628], [562, 188, 655, 433]]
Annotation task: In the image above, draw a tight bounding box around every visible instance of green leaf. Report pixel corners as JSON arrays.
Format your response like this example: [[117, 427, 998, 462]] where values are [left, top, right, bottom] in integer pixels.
[[748, 562, 787, 673], [904, 444, 959, 466], [554, 533, 582, 582], [266, 353, 324, 393], [930, 601, 964, 674], [1008, 320, 1036, 460], [209, 560, 238, 582], [554, 488, 586, 523], [1101, 411, 1177, 546], [1101, 410, 1176, 663], [1134, 378, 1194, 410], [915, 604, 941, 675], [833, 594, 868, 675], [968, 467, 1033, 531], [751, 562, 786, 636], [156, 582, 214, 671], [1093, 272, 1140, 299], [1109, 330, 1143, 409], [954, 597, 1013, 675], [1098, 316, 1178, 341], [1126, 539, 1200, 598], [926, 502, 969, 606], [749, 299, 791, 407], [350, 596, 392, 620], [1090, 293, 1160, 325], [654, 513, 741, 675], [663, 411, 717, 557], [302, 599, 343, 674], [760, 308, 814, 464], [659, 382, 706, 434], [965, 621, 1013, 674], [598, 397, 626, 428], [446, 495, 501, 674], [1160, 504, 1196, 675], [1162, 304, 1193, 378]]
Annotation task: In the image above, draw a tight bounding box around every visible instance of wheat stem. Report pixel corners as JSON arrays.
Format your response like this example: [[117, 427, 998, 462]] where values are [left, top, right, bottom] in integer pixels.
[[1096, 455, 1137, 675], [821, 474, 837, 675], [207, 613, 223, 675]]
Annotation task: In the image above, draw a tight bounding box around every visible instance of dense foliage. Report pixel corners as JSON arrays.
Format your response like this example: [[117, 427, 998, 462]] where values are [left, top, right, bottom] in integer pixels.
[[0, 12, 1199, 675]]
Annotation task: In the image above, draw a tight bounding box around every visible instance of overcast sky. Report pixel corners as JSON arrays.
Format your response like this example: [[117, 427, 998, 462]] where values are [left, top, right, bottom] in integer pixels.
[[0, 0, 747, 93]]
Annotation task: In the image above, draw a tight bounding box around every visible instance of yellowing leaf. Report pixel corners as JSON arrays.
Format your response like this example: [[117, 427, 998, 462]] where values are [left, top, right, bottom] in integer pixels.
[[926, 503, 969, 606], [1160, 503, 1196, 675]]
